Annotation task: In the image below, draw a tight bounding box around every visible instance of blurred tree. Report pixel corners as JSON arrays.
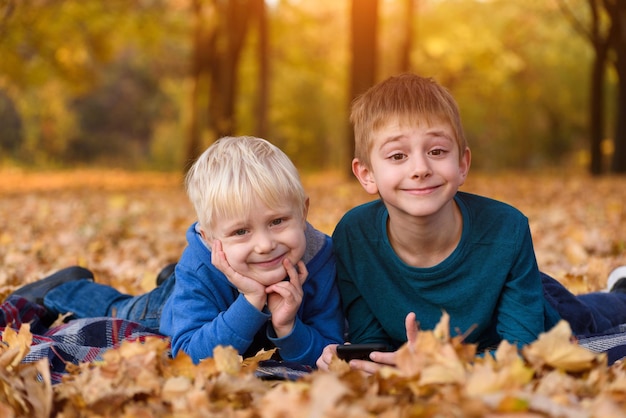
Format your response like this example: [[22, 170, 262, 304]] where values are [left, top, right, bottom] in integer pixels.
[[0, 0, 184, 166], [254, 0, 269, 139], [348, 0, 378, 169], [186, 0, 264, 166], [0, 0, 609, 172], [399, 0, 416, 73], [261, 0, 349, 171], [67, 58, 169, 165], [559, 0, 626, 174], [559, 0, 609, 175], [0, 90, 22, 156], [605, 0, 626, 173], [407, 0, 590, 170]]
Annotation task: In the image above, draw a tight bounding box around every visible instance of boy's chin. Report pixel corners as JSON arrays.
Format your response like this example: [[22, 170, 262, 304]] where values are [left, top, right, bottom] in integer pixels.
[[255, 273, 289, 287]]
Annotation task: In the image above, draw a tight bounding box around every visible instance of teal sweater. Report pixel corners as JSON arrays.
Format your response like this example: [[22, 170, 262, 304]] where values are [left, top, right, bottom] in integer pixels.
[[332, 192, 560, 352]]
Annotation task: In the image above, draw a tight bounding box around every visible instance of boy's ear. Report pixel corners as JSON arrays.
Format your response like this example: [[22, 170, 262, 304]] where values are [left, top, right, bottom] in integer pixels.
[[303, 197, 310, 225], [458, 147, 471, 185], [199, 226, 213, 246], [352, 158, 379, 195]]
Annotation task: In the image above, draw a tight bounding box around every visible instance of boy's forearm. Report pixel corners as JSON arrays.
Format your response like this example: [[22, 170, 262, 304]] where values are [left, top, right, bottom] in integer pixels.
[[165, 294, 270, 363]]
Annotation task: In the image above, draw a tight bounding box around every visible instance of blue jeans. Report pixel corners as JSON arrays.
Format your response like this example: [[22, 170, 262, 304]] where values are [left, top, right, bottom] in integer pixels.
[[542, 273, 626, 336], [44, 273, 176, 333]]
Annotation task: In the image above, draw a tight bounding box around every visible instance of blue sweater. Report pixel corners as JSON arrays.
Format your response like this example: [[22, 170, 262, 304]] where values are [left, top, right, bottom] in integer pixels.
[[160, 222, 344, 366], [332, 192, 560, 352]]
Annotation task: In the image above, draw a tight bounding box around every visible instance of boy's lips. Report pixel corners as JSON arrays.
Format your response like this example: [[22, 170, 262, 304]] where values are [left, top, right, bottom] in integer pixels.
[[403, 184, 441, 195], [251, 253, 286, 268]]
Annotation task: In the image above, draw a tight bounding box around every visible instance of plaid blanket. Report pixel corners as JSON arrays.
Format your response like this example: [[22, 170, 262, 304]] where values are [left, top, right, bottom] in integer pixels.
[[0, 296, 167, 384], [577, 324, 626, 364]]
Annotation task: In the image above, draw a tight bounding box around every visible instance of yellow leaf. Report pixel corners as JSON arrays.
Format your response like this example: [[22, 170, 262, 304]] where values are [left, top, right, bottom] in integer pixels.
[[433, 310, 451, 341], [213, 345, 242, 375], [523, 320, 602, 372], [1, 323, 33, 369]]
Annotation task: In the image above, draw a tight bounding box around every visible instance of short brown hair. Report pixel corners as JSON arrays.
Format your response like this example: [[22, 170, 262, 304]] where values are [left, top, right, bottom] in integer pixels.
[[350, 73, 467, 167]]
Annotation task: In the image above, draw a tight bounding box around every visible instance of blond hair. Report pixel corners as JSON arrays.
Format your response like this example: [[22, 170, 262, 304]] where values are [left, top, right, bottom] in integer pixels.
[[185, 136, 307, 238], [350, 73, 467, 167]]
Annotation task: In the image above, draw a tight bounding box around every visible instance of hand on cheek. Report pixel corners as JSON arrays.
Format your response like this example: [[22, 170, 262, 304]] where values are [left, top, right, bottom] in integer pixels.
[[211, 240, 267, 310]]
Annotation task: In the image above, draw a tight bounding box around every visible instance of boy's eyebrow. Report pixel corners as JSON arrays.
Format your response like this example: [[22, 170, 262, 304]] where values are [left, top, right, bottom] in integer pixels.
[[427, 129, 454, 140], [380, 128, 454, 145]]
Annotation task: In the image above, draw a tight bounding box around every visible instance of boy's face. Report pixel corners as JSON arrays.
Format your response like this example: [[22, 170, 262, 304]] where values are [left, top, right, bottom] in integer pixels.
[[353, 118, 470, 219], [202, 198, 308, 286]]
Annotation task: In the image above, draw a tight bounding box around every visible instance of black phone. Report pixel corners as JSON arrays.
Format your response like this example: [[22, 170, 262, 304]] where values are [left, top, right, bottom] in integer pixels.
[[336, 343, 391, 361]]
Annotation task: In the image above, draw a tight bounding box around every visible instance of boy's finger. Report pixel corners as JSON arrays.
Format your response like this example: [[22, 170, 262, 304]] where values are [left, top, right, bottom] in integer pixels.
[[349, 359, 381, 375], [282, 258, 304, 285], [405, 312, 419, 346], [295, 260, 308, 285]]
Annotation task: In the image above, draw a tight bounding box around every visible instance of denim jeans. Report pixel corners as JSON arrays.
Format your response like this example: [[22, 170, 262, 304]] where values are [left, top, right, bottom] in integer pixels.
[[541, 272, 626, 336], [44, 273, 176, 333]]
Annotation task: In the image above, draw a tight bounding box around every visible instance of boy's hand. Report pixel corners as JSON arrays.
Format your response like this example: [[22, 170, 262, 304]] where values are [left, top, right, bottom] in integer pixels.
[[211, 240, 267, 310], [266, 259, 307, 337], [340, 313, 419, 374], [316, 343, 339, 371]]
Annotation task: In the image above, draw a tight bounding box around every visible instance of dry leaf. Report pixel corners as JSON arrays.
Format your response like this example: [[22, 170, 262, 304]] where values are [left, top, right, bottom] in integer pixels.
[[0, 324, 32, 370], [213, 345, 242, 375], [523, 321, 603, 372]]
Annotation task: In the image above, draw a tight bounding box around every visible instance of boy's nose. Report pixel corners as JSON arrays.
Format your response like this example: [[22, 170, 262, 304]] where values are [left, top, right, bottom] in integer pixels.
[[410, 154, 432, 178], [253, 231, 275, 253]]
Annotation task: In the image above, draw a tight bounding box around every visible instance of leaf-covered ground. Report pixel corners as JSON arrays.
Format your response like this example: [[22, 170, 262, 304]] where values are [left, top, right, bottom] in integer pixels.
[[1, 169, 626, 417]]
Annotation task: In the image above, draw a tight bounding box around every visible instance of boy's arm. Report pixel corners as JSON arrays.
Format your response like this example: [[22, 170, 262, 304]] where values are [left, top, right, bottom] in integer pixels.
[[494, 222, 547, 348], [160, 264, 269, 363], [267, 245, 345, 366]]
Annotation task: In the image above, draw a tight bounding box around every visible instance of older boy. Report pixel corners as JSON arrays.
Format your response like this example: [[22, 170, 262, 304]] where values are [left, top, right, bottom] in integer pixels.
[[317, 73, 626, 372], [11, 136, 344, 366]]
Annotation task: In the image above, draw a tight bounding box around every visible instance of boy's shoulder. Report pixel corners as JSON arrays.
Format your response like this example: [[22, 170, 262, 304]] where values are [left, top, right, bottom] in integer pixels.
[[456, 191, 527, 220], [342, 199, 384, 218]]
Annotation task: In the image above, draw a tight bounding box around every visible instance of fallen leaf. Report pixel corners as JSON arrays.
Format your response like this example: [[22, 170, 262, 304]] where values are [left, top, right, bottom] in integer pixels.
[[523, 320, 603, 372]]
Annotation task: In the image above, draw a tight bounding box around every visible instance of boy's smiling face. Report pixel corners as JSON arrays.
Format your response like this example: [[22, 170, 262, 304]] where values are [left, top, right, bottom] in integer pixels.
[[202, 197, 308, 286], [353, 118, 471, 220]]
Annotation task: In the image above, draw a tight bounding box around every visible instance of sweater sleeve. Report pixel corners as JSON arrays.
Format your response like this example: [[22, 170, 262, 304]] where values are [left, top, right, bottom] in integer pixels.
[[160, 261, 270, 364], [493, 219, 547, 348]]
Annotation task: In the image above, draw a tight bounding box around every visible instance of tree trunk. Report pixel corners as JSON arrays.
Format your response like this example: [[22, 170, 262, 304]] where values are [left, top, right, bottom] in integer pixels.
[[186, 0, 213, 168], [348, 0, 378, 169], [399, 0, 415, 73], [559, 0, 612, 175], [208, 0, 255, 139], [254, 0, 269, 138], [589, 0, 609, 175], [609, 0, 626, 173]]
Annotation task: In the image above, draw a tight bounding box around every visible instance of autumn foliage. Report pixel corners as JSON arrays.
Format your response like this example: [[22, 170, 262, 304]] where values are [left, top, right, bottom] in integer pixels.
[[1, 169, 626, 417]]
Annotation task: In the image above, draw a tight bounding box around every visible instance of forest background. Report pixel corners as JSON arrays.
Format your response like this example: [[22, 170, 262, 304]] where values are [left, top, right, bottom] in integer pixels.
[[0, 0, 625, 175]]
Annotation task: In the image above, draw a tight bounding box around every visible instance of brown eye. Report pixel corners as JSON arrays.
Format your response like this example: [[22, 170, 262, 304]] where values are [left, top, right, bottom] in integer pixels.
[[429, 148, 447, 156]]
